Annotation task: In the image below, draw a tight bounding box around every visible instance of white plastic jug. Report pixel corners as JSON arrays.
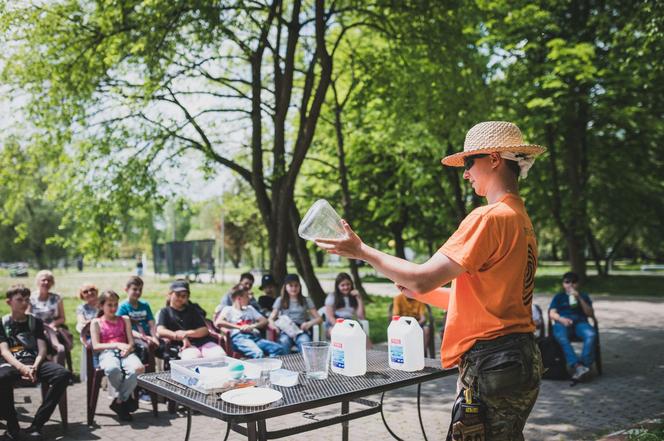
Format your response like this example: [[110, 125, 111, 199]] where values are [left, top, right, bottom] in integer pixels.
[[388, 316, 425, 372], [330, 319, 367, 376]]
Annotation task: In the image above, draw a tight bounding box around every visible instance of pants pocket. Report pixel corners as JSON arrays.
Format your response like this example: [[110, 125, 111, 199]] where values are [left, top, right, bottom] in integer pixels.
[[477, 349, 529, 396]]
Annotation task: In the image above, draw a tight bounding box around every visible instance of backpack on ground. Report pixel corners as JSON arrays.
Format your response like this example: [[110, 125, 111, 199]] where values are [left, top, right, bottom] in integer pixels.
[[538, 336, 570, 380]]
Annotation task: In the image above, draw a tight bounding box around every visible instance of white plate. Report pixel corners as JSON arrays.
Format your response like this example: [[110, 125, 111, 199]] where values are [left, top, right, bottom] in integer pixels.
[[220, 387, 283, 407]]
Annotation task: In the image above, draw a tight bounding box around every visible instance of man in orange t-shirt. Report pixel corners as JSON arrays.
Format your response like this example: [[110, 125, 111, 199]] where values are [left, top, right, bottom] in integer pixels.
[[317, 121, 545, 440]]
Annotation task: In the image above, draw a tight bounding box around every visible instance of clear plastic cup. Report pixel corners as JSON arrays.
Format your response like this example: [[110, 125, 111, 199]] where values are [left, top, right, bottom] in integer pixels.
[[301, 341, 331, 380], [298, 199, 347, 241]]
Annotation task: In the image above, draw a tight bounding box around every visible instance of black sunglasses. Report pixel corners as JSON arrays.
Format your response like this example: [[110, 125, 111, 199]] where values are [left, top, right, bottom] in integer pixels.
[[563, 279, 578, 284], [463, 154, 489, 171]]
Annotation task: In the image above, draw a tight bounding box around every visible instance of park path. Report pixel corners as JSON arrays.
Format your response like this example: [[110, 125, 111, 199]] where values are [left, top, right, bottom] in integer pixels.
[[11, 293, 664, 441]]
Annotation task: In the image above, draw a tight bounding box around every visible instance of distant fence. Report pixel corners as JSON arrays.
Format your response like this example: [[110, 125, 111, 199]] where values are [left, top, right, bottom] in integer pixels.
[[152, 240, 215, 277]]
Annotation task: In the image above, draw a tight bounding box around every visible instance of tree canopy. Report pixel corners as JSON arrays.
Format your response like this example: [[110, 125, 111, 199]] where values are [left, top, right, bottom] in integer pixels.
[[1, 0, 662, 283]]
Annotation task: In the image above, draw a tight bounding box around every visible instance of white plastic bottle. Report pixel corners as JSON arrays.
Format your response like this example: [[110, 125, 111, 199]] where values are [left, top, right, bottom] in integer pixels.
[[330, 319, 367, 376], [388, 316, 425, 371]]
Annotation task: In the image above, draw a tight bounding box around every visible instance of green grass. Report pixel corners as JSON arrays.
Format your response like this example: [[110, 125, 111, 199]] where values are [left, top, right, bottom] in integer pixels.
[[626, 424, 664, 441]]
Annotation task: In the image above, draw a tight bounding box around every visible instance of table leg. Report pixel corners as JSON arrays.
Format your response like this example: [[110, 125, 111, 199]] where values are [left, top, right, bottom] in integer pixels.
[[341, 400, 349, 441], [247, 421, 258, 441], [257, 420, 268, 441], [185, 408, 192, 441]]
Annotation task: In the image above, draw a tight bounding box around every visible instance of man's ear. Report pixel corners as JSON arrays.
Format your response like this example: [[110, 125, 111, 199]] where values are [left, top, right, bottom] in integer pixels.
[[489, 152, 502, 169]]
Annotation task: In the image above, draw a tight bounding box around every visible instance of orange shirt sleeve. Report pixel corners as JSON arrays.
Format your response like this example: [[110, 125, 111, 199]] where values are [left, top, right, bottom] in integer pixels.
[[439, 211, 499, 273], [415, 287, 451, 310]]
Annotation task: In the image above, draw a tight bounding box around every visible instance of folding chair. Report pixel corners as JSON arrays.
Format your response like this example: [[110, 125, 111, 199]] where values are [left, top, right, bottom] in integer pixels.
[[547, 309, 602, 375]]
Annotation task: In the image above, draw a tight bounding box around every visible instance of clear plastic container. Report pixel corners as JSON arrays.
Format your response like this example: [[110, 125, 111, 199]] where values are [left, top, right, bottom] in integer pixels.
[[298, 199, 347, 241], [244, 358, 283, 372], [170, 356, 248, 393], [270, 369, 299, 387]]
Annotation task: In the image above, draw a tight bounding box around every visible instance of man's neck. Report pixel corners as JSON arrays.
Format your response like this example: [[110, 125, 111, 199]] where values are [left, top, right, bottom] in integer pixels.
[[485, 178, 519, 204], [11, 310, 27, 321], [129, 298, 139, 306]]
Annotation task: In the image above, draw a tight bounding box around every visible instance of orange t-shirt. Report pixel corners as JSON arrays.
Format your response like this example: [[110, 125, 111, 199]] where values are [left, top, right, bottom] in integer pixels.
[[393, 293, 426, 319], [433, 193, 537, 368]]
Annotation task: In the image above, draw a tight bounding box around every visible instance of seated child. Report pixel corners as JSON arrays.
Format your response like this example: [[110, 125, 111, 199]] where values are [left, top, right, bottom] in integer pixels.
[[268, 274, 322, 353], [0, 284, 71, 439], [215, 285, 285, 359], [393, 292, 431, 352], [157, 280, 226, 360], [91, 290, 144, 422], [117, 276, 160, 363]]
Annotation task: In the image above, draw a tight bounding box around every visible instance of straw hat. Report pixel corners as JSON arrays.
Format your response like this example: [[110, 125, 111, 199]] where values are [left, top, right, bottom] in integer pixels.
[[441, 121, 546, 167]]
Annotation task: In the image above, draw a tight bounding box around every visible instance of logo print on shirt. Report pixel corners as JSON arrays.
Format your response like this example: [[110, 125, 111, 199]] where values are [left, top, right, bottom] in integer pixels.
[[523, 244, 535, 305]]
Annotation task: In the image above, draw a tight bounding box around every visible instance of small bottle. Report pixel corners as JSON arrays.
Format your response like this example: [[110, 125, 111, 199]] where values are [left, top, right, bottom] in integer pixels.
[[568, 294, 578, 307]]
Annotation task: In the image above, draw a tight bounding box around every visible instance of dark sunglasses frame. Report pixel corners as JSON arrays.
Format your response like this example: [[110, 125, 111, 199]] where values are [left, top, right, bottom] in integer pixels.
[[563, 279, 578, 284], [463, 154, 489, 171]]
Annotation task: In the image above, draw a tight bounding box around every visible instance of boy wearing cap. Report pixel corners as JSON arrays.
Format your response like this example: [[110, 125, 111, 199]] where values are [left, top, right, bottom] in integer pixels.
[[257, 274, 278, 315], [156, 280, 226, 360], [317, 121, 545, 440]]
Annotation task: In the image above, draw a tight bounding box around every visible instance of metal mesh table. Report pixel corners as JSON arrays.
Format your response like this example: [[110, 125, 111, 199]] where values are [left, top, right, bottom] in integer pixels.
[[138, 350, 457, 440]]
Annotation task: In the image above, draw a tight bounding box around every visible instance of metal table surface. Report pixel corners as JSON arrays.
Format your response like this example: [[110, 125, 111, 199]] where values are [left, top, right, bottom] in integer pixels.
[[138, 350, 457, 440]]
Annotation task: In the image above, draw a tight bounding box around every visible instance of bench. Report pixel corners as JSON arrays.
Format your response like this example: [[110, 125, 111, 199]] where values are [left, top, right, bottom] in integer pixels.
[[640, 265, 664, 272]]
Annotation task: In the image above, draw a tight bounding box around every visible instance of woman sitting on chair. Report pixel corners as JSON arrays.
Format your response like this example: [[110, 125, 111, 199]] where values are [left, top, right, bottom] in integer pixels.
[[28, 270, 74, 369]]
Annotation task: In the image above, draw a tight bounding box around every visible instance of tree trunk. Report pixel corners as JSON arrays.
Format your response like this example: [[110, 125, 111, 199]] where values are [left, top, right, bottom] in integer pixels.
[[444, 142, 468, 223], [586, 229, 605, 277], [602, 220, 636, 276], [315, 249, 325, 267], [390, 222, 406, 259], [566, 230, 587, 281]]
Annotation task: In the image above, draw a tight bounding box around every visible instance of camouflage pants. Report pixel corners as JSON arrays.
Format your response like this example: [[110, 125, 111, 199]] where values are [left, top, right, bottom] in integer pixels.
[[456, 333, 543, 441]]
